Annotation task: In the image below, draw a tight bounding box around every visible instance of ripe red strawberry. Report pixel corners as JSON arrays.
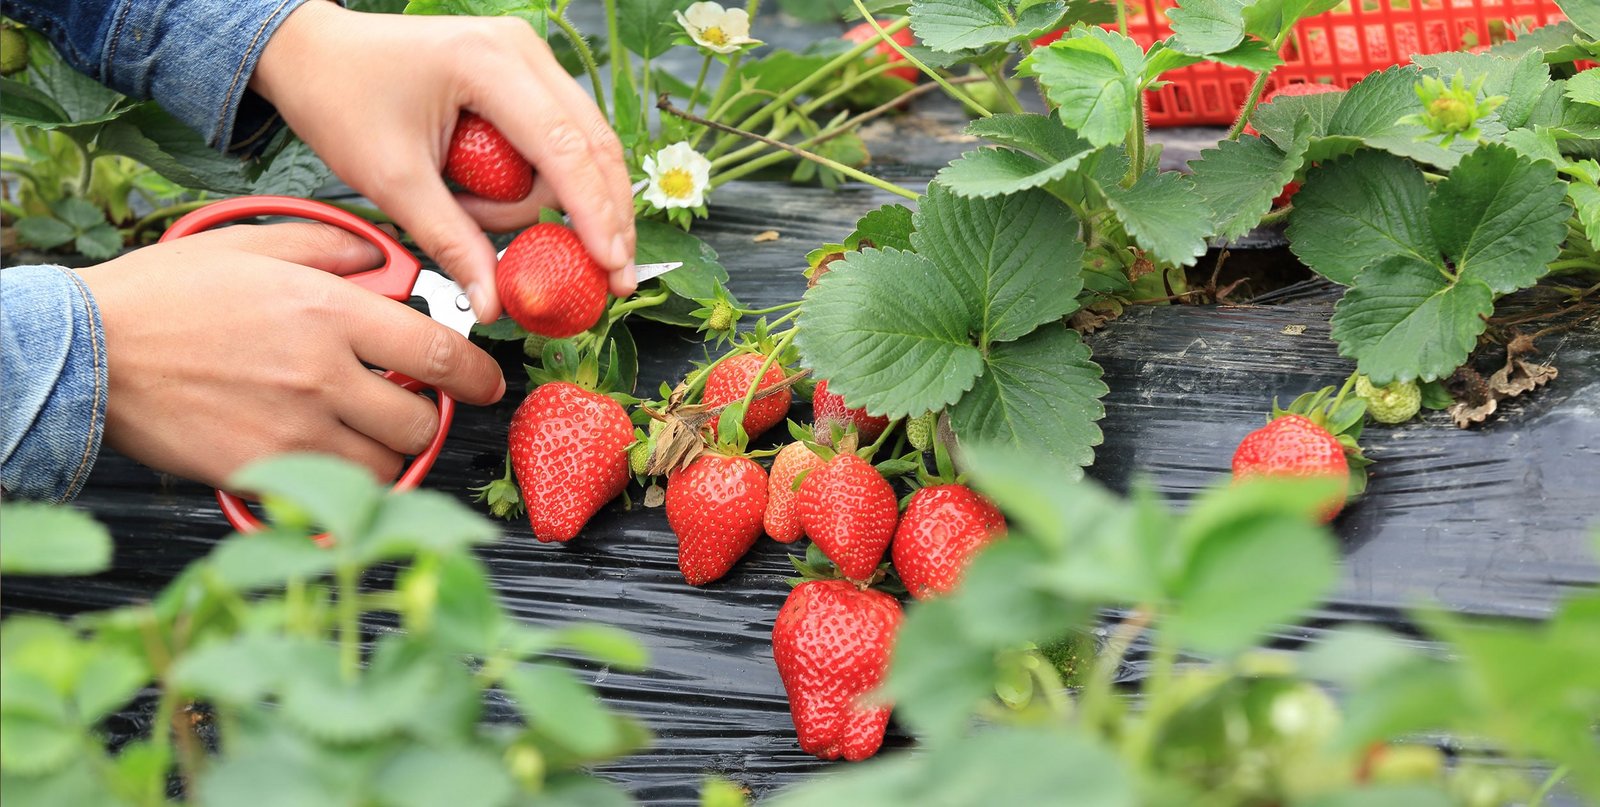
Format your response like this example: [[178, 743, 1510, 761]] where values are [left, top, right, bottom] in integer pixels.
[[797, 453, 898, 581], [702, 353, 791, 440], [813, 380, 890, 445], [772, 579, 902, 761], [446, 112, 533, 202], [841, 21, 919, 83], [891, 485, 1006, 599], [509, 381, 633, 543], [497, 222, 608, 338], [764, 442, 825, 544], [1231, 414, 1350, 522], [666, 453, 769, 585]]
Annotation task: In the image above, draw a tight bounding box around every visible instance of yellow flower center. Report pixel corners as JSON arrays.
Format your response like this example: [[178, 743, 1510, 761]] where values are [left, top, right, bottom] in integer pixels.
[[660, 167, 696, 199], [701, 25, 728, 46]]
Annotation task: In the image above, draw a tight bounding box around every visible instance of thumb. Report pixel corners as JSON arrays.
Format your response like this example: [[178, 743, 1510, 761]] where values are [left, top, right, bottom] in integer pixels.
[[367, 162, 503, 323]]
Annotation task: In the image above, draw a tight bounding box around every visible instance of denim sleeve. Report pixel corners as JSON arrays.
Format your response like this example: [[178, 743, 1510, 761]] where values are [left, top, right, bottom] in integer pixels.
[[4, 0, 316, 152], [1, 266, 109, 503]]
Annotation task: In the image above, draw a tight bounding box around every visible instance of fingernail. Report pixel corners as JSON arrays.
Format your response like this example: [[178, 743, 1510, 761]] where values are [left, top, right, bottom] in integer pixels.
[[611, 234, 630, 269], [466, 282, 490, 322], [493, 375, 507, 402]]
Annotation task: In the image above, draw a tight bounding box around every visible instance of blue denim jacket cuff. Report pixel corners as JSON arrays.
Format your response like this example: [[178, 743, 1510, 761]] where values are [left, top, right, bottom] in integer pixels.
[[103, 0, 315, 152], [1, 266, 110, 503]]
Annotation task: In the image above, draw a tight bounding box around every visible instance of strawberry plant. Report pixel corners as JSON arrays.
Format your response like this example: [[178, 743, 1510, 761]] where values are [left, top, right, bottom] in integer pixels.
[[763, 446, 1600, 806], [0, 454, 650, 806]]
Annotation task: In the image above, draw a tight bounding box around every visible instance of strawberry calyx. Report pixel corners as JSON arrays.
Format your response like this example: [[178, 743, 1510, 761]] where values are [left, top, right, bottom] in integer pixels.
[[1269, 374, 1375, 497], [470, 452, 525, 521], [524, 336, 638, 406], [785, 542, 904, 595]]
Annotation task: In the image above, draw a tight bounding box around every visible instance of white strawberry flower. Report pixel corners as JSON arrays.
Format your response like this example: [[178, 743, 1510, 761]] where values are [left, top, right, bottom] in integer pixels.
[[675, 2, 761, 55], [641, 142, 712, 210]]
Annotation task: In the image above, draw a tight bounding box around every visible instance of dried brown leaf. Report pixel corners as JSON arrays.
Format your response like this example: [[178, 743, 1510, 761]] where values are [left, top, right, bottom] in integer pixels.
[[753, 230, 780, 243]]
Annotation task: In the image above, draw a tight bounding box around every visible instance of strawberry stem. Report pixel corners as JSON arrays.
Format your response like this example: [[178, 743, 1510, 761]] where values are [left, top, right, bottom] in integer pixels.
[[1324, 371, 1362, 427], [848, 0, 991, 118], [739, 328, 797, 411]]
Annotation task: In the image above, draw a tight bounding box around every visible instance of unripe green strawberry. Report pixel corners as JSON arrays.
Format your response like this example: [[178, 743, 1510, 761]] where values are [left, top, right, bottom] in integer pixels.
[[522, 331, 550, 360], [628, 437, 652, 476], [1355, 375, 1421, 424], [905, 412, 935, 452], [0, 28, 27, 76], [707, 301, 735, 332]]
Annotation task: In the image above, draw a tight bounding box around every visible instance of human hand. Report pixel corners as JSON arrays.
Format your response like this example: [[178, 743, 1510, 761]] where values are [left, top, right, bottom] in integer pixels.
[[76, 222, 506, 491], [248, 1, 638, 322]]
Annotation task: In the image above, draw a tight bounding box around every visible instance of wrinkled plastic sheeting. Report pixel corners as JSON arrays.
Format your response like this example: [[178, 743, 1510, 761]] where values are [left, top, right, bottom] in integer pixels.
[[3, 181, 1598, 804]]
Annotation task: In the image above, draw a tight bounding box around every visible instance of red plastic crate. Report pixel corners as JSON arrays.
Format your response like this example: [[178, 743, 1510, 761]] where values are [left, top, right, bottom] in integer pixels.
[[1050, 0, 1571, 126]]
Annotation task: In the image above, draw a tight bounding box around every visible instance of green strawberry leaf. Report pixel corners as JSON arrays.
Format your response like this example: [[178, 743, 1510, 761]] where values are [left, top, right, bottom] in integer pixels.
[[1286, 151, 1436, 286], [1206, 37, 1282, 71], [1565, 67, 1600, 109], [1555, 0, 1600, 37], [1241, 0, 1342, 42], [798, 187, 1088, 425], [848, 204, 916, 252], [949, 326, 1107, 474], [1167, 0, 1247, 55], [373, 748, 516, 807], [1430, 143, 1570, 295], [0, 503, 111, 576], [14, 215, 76, 250], [1325, 66, 1477, 170], [909, 0, 1067, 52], [1099, 170, 1212, 267], [1569, 179, 1600, 246], [1329, 255, 1495, 384], [1140, 41, 1205, 80], [1188, 123, 1311, 241], [1020, 29, 1141, 148], [935, 146, 1094, 198], [911, 184, 1085, 342], [1486, 21, 1593, 64], [797, 247, 986, 418], [74, 224, 122, 260], [617, 0, 690, 58], [1249, 87, 1343, 150], [964, 112, 1090, 160], [634, 218, 729, 302]]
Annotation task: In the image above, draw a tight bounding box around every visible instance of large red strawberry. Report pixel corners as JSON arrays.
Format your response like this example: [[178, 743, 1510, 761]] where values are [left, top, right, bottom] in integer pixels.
[[841, 20, 919, 83], [891, 484, 1006, 599], [813, 380, 890, 445], [497, 222, 608, 338], [666, 453, 769, 585], [764, 441, 825, 544], [446, 112, 533, 202], [702, 353, 791, 440], [797, 453, 898, 581], [772, 579, 902, 761], [1232, 414, 1349, 522], [509, 381, 633, 543]]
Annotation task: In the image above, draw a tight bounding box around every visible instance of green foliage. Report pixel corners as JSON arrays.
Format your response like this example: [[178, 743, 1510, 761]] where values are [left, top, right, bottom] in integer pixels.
[[770, 446, 1600, 806], [0, 454, 647, 807], [796, 185, 1107, 470], [908, 0, 1068, 53]]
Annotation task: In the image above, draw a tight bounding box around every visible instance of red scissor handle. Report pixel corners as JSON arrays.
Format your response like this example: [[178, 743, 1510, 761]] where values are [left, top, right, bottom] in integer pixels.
[[161, 196, 456, 544]]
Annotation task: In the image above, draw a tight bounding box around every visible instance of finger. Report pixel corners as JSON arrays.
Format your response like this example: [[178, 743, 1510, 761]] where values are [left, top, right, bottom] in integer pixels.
[[519, 43, 636, 250], [189, 222, 385, 275], [454, 181, 559, 233], [338, 367, 443, 456], [470, 74, 633, 274], [342, 292, 507, 406], [364, 156, 504, 321], [322, 425, 406, 484]]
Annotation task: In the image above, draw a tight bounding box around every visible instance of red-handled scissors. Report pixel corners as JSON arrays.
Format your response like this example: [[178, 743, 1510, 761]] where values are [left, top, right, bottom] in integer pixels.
[[159, 196, 475, 543]]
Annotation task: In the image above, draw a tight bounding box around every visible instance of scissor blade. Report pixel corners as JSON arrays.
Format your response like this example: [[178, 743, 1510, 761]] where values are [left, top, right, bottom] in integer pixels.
[[635, 261, 683, 283], [411, 270, 477, 337]]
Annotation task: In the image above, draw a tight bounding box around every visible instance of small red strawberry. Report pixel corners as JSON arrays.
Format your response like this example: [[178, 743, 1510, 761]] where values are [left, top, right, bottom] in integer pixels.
[[772, 579, 902, 761], [446, 112, 533, 202], [509, 381, 633, 543], [891, 485, 1006, 599], [702, 353, 791, 440], [496, 222, 609, 338], [1231, 414, 1350, 522], [797, 453, 899, 581], [841, 20, 919, 83], [764, 441, 825, 544], [813, 380, 890, 445], [666, 453, 769, 585]]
